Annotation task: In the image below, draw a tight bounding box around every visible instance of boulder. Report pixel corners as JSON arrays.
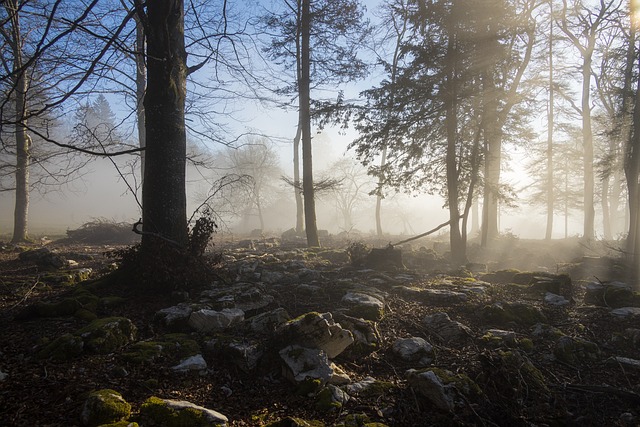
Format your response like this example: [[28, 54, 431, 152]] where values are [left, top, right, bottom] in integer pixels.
[[392, 337, 433, 366], [554, 336, 600, 365], [406, 368, 481, 412], [584, 281, 640, 308], [19, 247, 66, 269], [315, 385, 350, 412], [279, 345, 334, 386], [80, 389, 131, 426], [276, 312, 353, 359], [544, 292, 570, 307], [423, 312, 471, 342], [139, 397, 228, 426], [155, 304, 193, 330], [341, 292, 385, 321], [78, 317, 137, 354], [482, 302, 546, 327], [171, 354, 208, 372], [611, 307, 640, 318], [248, 308, 291, 334], [188, 308, 244, 333]]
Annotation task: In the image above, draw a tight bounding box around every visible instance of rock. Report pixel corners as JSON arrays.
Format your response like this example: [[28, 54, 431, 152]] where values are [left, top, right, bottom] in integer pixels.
[[584, 281, 639, 308], [406, 368, 480, 412], [611, 307, 640, 318], [364, 244, 404, 270], [279, 345, 334, 385], [332, 314, 379, 356], [224, 341, 264, 372], [315, 385, 349, 412], [38, 333, 85, 361], [609, 356, 640, 371], [554, 336, 600, 365], [248, 308, 291, 334], [276, 312, 354, 359], [171, 354, 207, 372], [418, 288, 468, 304], [482, 302, 546, 327], [479, 350, 548, 401], [80, 389, 131, 426], [78, 317, 137, 354], [344, 377, 377, 395], [328, 363, 351, 385], [344, 377, 396, 398], [122, 334, 200, 365], [139, 396, 228, 426], [423, 312, 471, 342], [544, 292, 570, 307], [530, 323, 565, 339], [392, 337, 433, 366], [260, 270, 286, 284], [18, 247, 66, 269], [341, 292, 385, 321], [155, 304, 193, 330], [480, 329, 533, 351], [0, 370, 7, 381], [188, 308, 244, 332]]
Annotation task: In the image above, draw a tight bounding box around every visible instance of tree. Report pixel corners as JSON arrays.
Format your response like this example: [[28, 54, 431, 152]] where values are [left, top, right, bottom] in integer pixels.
[[325, 157, 372, 232], [261, 0, 369, 246], [217, 138, 283, 231], [557, 0, 622, 240]]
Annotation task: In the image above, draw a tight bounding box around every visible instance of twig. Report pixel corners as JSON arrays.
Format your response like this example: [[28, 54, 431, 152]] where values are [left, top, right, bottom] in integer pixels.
[[392, 220, 452, 247]]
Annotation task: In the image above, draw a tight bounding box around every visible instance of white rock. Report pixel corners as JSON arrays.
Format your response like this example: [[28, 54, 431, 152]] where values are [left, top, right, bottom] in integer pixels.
[[277, 312, 354, 359], [160, 399, 228, 424], [406, 369, 456, 412], [611, 307, 640, 318], [171, 354, 207, 372], [188, 308, 244, 332], [392, 337, 433, 365], [342, 292, 384, 309], [279, 345, 334, 384], [544, 292, 570, 306]]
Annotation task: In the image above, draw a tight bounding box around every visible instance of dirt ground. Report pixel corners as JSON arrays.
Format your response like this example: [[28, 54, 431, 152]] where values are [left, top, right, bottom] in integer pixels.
[[0, 235, 639, 426]]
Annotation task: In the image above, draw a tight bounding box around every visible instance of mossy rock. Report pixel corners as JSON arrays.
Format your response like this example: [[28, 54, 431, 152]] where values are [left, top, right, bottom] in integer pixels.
[[122, 334, 200, 365], [553, 336, 601, 365], [99, 296, 128, 309], [314, 386, 348, 412], [480, 350, 549, 402], [38, 333, 85, 361], [338, 414, 389, 427], [97, 422, 138, 427], [481, 269, 520, 283], [482, 302, 546, 327], [346, 305, 384, 322], [265, 417, 325, 427], [75, 308, 99, 322], [295, 378, 323, 396], [32, 298, 83, 318], [78, 317, 137, 354], [357, 380, 396, 398], [80, 389, 131, 427], [427, 367, 483, 400], [139, 396, 227, 426]]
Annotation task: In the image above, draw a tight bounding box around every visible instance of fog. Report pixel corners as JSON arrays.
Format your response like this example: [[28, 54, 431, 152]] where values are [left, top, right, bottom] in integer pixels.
[[0, 124, 589, 241]]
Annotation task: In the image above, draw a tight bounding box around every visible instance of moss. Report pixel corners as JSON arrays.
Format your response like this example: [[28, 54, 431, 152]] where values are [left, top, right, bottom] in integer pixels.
[[97, 422, 138, 427], [428, 367, 483, 399], [38, 333, 84, 361], [122, 333, 199, 365], [358, 381, 396, 398], [554, 336, 600, 365], [121, 341, 164, 365], [139, 397, 223, 427], [81, 389, 131, 427], [34, 298, 82, 317], [78, 317, 137, 354], [295, 378, 322, 396], [346, 305, 384, 322], [74, 308, 99, 322], [482, 303, 546, 327], [315, 387, 342, 412], [338, 414, 389, 427], [265, 417, 325, 427]]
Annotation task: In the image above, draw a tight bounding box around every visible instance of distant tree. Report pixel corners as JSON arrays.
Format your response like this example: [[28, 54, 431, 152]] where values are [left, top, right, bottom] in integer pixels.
[[325, 158, 372, 232], [261, 0, 370, 246], [71, 95, 123, 150], [216, 138, 283, 231]]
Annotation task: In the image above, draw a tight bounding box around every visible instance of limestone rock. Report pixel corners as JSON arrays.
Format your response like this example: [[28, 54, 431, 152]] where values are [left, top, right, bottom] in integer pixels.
[[554, 336, 600, 364], [406, 369, 463, 412], [171, 354, 207, 372], [423, 312, 471, 342], [248, 308, 291, 334], [188, 308, 244, 333], [392, 337, 433, 366], [611, 307, 640, 318], [315, 384, 350, 412], [279, 345, 334, 385], [482, 302, 546, 327], [341, 292, 385, 321], [276, 312, 353, 359], [19, 247, 66, 269], [544, 292, 570, 307], [80, 389, 131, 426], [140, 397, 228, 426], [155, 304, 193, 330], [584, 281, 639, 308], [78, 317, 137, 354]]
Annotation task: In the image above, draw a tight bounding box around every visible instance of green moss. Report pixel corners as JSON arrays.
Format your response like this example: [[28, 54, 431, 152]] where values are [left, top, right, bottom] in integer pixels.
[[34, 298, 82, 317], [315, 387, 342, 412], [265, 417, 325, 427], [38, 333, 84, 361], [346, 305, 384, 322], [74, 308, 99, 322], [358, 381, 396, 398], [295, 378, 322, 396], [97, 422, 138, 427], [139, 397, 223, 427], [482, 303, 546, 327], [77, 317, 136, 354], [81, 389, 131, 427], [337, 414, 389, 427], [428, 367, 483, 399], [122, 333, 199, 365]]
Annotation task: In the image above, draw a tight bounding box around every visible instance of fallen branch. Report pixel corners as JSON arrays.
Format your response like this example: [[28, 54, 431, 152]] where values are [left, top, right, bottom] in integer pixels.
[[550, 383, 640, 403], [392, 220, 451, 246]]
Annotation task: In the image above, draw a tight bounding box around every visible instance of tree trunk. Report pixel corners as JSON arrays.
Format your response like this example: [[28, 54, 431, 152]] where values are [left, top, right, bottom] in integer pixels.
[[581, 53, 595, 240], [6, 0, 30, 244], [375, 147, 387, 236], [293, 122, 304, 233], [135, 12, 146, 184], [602, 176, 611, 239], [626, 51, 640, 288], [546, 3, 554, 241], [300, 0, 319, 246], [141, 0, 189, 250], [481, 69, 501, 247]]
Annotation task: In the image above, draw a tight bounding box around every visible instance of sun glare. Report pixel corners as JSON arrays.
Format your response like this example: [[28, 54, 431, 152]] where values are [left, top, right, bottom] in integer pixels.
[[633, 0, 640, 28]]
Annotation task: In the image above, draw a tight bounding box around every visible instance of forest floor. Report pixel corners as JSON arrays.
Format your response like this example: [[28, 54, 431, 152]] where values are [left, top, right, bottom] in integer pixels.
[[0, 232, 639, 426]]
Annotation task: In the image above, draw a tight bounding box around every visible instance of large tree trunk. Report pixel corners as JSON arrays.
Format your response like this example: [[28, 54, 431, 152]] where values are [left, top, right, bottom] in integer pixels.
[[602, 176, 611, 240], [134, 12, 146, 184], [581, 53, 595, 240], [300, 0, 319, 246], [545, 3, 554, 241], [6, 0, 30, 244], [626, 46, 640, 288], [293, 122, 304, 233], [375, 147, 387, 237], [141, 0, 189, 250], [481, 70, 501, 247]]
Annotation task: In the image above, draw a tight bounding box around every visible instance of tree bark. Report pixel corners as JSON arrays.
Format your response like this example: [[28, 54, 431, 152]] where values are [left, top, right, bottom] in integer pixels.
[[293, 122, 304, 233], [141, 0, 189, 249], [134, 12, 146, 183], [300, 0, 319, 246], [5, 0, 30, 244], [546, 1, 554, 241], [375, 146, 387, 236], [581, 51, 595, 240]]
